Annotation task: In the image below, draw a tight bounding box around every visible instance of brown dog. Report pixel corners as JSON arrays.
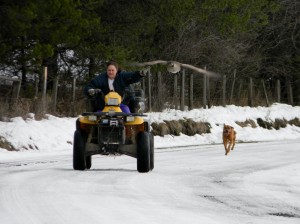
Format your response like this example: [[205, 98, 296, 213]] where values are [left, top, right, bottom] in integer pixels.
[[223, 124, 236, 156]]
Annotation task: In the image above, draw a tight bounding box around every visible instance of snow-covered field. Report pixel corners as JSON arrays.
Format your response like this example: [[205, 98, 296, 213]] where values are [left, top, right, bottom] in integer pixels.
[[0, 103, 300, 224]]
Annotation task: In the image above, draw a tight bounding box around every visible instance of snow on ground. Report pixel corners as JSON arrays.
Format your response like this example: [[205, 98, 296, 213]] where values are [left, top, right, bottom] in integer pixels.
[[1, 103, 300, 224]]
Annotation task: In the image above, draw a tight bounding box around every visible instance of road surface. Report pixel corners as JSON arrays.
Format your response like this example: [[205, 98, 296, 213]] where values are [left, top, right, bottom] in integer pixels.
[[1, 140, 300, 224]]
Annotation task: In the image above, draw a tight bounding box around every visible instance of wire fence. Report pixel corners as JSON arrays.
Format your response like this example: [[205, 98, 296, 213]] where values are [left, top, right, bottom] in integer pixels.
[[143, 69, 298, 111], [0, 68, 299, 118]]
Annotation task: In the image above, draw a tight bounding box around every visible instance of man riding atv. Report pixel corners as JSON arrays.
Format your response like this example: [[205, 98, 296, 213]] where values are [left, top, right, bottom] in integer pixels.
[[73, 60, 153, 173], [84, 60, 147, 113]]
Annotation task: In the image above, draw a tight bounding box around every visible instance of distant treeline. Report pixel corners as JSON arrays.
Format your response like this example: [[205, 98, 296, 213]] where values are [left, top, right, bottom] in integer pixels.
[[0, 0, 299, 114]]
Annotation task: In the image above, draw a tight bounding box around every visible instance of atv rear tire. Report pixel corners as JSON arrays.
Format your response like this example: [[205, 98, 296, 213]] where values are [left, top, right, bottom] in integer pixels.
[[137, 131, 150, 173], [86, 156, 92, 169], [73, 130, 86, 170]]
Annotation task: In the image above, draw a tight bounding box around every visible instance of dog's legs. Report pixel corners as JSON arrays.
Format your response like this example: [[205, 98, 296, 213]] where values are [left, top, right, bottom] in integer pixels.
[[223, 139, 228, 155], [231, 141, 235, 151], [227, 141, 232, 155], [224, 140, 230, 156], [231, 133, 236, 151]]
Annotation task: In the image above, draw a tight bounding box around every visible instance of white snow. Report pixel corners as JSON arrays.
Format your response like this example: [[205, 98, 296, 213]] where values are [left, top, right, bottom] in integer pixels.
[[0, 103, 300, 224]]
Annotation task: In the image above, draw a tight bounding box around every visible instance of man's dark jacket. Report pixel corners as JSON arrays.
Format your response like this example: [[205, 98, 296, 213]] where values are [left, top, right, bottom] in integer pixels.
[[84, 71, 142, 111]]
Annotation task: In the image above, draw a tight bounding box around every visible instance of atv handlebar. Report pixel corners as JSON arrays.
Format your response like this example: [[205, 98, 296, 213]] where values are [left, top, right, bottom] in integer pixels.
[[88, 88, 102, 96], [82, 111, 147, 117]]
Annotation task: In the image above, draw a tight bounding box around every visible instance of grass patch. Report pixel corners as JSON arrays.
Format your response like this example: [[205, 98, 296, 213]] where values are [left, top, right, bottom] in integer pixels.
[[151, 122, 170, 137], [257, 118, 273, 129], [236, 119, 257, 128], [288, 117, 300, 127], [273, 118, 288, 130], [151, 119, 211, 136], [0, 136, 16, 151]]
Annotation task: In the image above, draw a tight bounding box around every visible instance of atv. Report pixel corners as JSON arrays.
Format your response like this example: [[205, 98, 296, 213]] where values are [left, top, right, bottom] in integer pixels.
[[73, 90, 154, 173]]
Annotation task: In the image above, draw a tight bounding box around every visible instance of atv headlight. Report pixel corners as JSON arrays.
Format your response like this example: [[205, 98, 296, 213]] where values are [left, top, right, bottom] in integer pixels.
[[107, 98, 119, 106], [126, 116, 135, 122], [88, 115, 97, 121]]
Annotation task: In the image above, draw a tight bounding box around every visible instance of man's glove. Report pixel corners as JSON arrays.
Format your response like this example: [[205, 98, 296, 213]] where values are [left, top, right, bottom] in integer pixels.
[[88, 89, 102, 96], [139, 66, 150, 76]]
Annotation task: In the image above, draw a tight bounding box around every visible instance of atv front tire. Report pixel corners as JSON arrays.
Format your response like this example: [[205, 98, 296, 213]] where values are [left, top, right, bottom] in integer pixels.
[[73, 130, 86, 170], [137, 131, 150, 173]]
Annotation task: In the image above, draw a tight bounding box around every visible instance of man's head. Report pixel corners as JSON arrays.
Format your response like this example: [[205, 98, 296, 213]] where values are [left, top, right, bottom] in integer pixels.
[[106, 61, 119, 80]]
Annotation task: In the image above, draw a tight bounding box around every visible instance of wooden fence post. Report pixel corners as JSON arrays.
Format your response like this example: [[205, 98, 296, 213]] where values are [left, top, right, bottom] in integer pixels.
[[33, 74, 39, 114], [203, 74, 207, 108], [276, 79, 280, 103], [230, 69, 236, 104], [248, 77, 253, 107], [180, 69, 185, 111], [147, 69, 152, 112], [174, 74, 178, 109], [52, 76, 59, 113], [157, 71, 162, 110], [286, 78, 294, 105], [189, 73, 193, 110], [34, 74, 39, 98], [238, 79, 243, 104], [8, 78, 21, 111], [206, 76, 211, 108], [222, 75, 226, 106], [42, 66, 47, 114], [72, 77, 76, 116], [16, 79, 21, 99]]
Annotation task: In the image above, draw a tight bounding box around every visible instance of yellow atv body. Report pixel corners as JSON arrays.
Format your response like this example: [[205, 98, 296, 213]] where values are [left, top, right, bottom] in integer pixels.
[[73, 91, 154, 173]]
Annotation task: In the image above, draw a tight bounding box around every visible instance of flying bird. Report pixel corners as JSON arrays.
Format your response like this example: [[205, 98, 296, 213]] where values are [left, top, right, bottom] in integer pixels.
[[131, 60, 220, 78]]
